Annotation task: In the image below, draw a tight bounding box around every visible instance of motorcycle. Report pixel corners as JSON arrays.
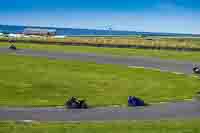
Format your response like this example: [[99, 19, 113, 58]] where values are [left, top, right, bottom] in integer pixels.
[[65, 97, 88, 109], [193, 66, 200, 74], [128, 96, 148, 107]]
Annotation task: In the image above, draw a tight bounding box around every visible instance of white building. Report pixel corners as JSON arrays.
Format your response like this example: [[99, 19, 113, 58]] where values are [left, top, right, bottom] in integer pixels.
[[53, 35, 66, 38], [23, 28, 56, 36], [8, 34, 23, 38]]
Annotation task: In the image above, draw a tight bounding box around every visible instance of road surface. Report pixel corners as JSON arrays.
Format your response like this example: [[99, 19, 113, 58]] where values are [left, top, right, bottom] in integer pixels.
[[0, 101, 200, 122], [0, 47, 199, 74]]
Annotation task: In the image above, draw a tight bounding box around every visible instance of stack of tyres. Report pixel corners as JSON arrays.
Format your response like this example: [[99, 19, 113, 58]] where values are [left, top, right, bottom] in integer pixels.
[[8, 44, 17, 50]]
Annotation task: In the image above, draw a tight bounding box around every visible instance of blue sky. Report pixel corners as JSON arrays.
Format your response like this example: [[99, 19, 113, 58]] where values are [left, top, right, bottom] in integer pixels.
[[0, 0, 200, 34]]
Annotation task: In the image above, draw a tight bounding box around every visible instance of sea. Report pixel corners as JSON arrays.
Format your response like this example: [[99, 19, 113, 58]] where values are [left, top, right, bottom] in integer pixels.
[[0, 24, 198, 37]]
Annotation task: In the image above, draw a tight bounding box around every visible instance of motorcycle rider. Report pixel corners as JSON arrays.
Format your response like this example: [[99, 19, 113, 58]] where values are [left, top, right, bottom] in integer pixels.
[[65, 97, 88, 109]]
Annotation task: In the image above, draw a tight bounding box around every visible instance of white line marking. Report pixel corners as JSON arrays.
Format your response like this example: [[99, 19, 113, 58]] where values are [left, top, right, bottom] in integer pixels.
[[128, 66, 185, 75], [192, 75, 199, 78], [172, 72, 184, 75], [19, 120, 34, 123]]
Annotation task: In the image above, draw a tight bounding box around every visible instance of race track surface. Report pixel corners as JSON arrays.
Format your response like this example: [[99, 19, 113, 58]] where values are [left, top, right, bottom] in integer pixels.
[[0, 47, 200, 122], [0, 47, 199, 74], [0, 101, 200, 122]]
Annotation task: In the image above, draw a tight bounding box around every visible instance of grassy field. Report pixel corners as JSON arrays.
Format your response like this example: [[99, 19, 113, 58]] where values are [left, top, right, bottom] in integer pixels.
[[0, 54, 199, 106], [1, 42, 200, 62], [1, 36, 200, 48], [1, 120, 200, 133]]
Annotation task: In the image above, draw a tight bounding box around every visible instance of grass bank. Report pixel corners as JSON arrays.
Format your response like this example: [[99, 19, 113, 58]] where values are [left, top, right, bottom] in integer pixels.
[[1, 42, 200, 62], [1, 36, 200, 49], [0, 54, 199, 106], [1, 120, 200, 133]]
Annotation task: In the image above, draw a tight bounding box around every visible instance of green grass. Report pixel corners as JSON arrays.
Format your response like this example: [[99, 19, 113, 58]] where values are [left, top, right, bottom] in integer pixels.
[[1, 120, 200, 133], [1, 42, 200, 62], [0, 54, 199, 106]]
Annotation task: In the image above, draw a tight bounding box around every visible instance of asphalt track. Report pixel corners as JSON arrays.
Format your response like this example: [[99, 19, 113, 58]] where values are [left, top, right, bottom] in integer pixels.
[[0, 47, 200, 75], [0, 47, 200, 122], [0, 101, 200, 122]]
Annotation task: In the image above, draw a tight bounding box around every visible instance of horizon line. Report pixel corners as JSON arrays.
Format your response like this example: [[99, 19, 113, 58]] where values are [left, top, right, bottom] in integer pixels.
[[0, 24, 199, 35]]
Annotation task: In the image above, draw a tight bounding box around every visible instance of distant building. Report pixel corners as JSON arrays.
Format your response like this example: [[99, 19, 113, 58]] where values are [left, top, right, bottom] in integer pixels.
[[8, 33, 20, 38], [53, 35, 66, 38], [23, 28, 56, 36]]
